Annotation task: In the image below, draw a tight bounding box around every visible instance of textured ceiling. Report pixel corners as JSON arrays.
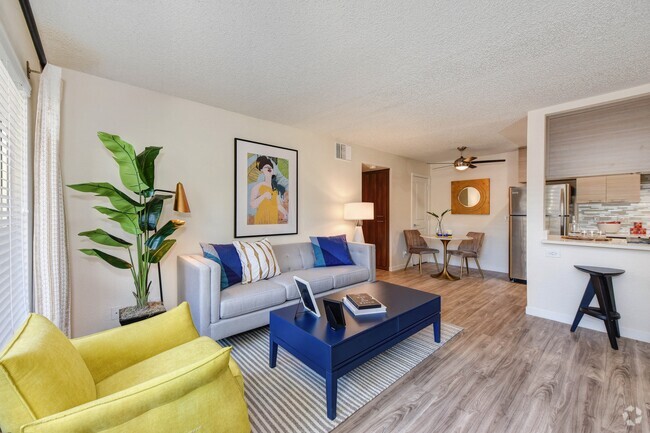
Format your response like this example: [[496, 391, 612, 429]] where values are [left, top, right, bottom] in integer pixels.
[[31, 1, 650, 162]]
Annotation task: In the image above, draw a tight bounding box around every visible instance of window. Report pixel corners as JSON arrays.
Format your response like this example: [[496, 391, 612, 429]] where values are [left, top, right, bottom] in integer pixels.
[[0, 53, 29, 347]]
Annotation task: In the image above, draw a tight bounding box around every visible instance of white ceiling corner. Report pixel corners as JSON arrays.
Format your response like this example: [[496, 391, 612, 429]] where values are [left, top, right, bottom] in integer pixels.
[[31, 1, 650, 162]]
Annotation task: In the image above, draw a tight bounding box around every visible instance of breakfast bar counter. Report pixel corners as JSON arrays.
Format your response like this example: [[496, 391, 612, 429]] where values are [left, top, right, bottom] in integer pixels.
[[542, 235, 650, 251]]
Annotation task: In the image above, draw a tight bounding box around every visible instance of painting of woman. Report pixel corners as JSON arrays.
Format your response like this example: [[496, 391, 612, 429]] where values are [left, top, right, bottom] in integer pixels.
[[249, 155, 289, 224]]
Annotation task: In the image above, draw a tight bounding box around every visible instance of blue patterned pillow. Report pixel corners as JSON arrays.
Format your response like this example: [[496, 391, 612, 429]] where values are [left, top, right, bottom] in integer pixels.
[[310, 235, 354, 267], [200, 243, 243, 289]]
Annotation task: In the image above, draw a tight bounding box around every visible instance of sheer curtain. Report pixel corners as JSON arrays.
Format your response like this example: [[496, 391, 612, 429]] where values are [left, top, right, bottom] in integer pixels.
[[33, 64, 70, 335]]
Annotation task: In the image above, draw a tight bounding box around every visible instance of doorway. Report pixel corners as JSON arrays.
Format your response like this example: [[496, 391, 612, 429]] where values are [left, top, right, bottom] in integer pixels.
[[362, 166, 390, 271], [411, 174, 430, 234]]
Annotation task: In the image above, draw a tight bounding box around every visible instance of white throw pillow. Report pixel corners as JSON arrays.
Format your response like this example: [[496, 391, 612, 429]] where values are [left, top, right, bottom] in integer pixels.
[[233, 238, 282, 284]]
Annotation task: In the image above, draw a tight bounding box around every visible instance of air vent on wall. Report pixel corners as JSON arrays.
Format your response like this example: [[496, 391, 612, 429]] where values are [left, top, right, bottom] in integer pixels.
[[336, 142, 352, 161]]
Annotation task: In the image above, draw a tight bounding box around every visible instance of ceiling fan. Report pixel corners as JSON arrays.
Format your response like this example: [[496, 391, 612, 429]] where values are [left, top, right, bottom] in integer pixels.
[[429, 146, 506, 171]]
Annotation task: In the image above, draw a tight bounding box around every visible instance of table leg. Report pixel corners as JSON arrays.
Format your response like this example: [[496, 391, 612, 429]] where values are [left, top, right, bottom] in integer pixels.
[[433, 315, 441, 343], [326, 371, 338, 420], [269, 338, 278, 368], [431, 240, 459, 280]]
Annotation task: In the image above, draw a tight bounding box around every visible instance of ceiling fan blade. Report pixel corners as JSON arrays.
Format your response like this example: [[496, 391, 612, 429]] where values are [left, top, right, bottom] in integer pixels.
[[430, 164, 454, 170], [463, 156, 477, 162], [428, 162, 454, 165], [472, 159, 506, 164], [469, 164, 477, 169]]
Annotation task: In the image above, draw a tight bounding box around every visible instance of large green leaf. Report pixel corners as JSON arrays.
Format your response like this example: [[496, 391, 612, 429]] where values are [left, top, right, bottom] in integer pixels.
[[138, 194, 172, 231], [80, 249, 132, 269], [147, 239, 176, 263], [79, 229, 132, 247], [94, 206, 142, 235], [136, 146, 162, 197], [146, 219, 185, 250], [68, 182, 143, 213], [97, 132, 149, 194]]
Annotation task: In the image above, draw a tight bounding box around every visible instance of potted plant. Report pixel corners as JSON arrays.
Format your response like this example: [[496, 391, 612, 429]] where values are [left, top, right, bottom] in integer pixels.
[[69, 132, 185, 323], [427, 209, 451, 236]]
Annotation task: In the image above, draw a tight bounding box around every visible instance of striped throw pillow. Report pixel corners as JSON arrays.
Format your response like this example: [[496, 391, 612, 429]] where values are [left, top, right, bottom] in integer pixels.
[[233, 238, 282, 284]]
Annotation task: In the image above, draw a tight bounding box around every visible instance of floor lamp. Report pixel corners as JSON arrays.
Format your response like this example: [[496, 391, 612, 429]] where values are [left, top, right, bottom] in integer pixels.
[[344, 202, 374, 243], [153, 182, 190, 303]]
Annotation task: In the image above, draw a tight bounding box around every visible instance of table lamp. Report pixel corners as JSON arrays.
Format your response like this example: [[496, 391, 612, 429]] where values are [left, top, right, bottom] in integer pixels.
[[344, 202, 374, 243]]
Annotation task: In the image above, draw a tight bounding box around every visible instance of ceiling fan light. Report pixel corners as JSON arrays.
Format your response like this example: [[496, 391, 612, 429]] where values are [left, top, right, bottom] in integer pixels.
[[455, 164, 469, 171]]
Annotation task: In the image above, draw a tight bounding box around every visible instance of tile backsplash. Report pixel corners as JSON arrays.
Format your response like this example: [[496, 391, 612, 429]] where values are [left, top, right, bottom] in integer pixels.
[[577, 174, 650, 231]]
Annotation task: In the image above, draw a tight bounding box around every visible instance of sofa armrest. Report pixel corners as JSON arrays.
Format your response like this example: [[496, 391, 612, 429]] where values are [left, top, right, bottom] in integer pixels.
[[348, 242, 376, 282], [21, 347, 250, 433], [178, 255, 222, 336], [71, 303, 199, 383]]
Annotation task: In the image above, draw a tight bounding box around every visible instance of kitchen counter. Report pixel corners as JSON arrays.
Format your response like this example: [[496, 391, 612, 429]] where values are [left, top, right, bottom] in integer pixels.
[[542, 234, 650, 251]]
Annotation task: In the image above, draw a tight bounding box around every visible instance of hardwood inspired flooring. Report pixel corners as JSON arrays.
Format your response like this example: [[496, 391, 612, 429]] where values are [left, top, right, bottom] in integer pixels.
[[332, 264, 650, 433]]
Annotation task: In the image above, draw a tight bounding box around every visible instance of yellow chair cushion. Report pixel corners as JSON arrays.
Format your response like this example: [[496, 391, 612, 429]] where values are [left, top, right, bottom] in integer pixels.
[[96, 336, 244, 398], [22, 346, 251, 433], [0, 314, 96, 433], [72, 301, 200, 383]]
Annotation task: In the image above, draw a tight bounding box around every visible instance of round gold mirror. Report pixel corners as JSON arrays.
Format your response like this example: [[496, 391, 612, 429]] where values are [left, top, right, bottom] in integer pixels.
[[458, 186, 481, 207]]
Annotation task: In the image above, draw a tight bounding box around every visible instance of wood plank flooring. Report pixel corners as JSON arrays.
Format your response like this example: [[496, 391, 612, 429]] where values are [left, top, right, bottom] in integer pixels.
[[332, 264, 650, 433]]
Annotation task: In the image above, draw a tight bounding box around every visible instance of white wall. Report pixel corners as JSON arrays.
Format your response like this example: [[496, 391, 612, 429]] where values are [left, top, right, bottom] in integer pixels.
[[59, 68, 429, 337], [527, 83, 650, 343], [428, 151, 519, 273]]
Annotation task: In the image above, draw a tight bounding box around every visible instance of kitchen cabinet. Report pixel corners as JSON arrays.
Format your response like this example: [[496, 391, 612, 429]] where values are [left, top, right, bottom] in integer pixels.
[[576, 174, 640, 203], [606, 174, 641, 202], [518, 147, 527, 183]]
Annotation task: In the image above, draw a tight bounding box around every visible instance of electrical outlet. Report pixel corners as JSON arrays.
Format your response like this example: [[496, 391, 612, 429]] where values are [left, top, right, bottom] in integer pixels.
[[402, 250, 407, 257], [545, 249, 561, 258], [111, 307, 120, 321]]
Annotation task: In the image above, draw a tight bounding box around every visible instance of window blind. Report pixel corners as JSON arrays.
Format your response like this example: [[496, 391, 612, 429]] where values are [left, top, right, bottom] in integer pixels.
[[0, 54, 29, 347]]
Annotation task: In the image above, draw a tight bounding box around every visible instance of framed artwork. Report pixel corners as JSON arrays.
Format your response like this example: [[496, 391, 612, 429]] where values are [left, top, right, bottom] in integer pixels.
[[234, 138, 298, 237], [451, 178, 490, 215]]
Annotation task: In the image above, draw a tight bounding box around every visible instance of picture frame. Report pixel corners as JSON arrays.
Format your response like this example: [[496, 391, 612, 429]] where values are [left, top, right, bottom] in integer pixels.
[[234, 138, 298, 237], [323, 298, 346, 330], [293, 276, 320, 317]]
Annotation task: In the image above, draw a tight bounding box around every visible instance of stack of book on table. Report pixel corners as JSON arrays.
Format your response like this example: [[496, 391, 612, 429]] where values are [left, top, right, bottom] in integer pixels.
[[343, 293, 387, 315]]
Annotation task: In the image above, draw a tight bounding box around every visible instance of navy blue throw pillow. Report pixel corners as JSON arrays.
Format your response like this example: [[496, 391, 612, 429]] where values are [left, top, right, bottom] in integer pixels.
[[310, 235, 354, 267], [200, 243, 243, 289]]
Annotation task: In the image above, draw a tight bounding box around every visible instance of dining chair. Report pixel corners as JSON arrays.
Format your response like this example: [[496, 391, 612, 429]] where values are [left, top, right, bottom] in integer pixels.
[[403, 230, 440, 274], [447, 232, 485, 278]]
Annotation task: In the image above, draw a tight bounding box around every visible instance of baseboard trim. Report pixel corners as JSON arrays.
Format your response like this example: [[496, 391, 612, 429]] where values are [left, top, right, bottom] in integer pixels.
[[525, 306, 650, 344]]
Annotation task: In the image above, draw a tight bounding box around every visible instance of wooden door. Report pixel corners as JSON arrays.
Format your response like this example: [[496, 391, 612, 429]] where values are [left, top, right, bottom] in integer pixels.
[[362, 169, 390, 270]]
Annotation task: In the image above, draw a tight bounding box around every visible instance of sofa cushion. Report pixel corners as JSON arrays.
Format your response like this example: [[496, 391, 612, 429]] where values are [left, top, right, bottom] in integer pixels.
[[0, 314, 97, 431], [220, 280, 287, 319], [272, 268, 336, 299], [96, 337, 243, 398], [200, 242, 243, 289], [234, 238, 282, 284], [328, 265, 371, 288], [310, 235, 354, 267]]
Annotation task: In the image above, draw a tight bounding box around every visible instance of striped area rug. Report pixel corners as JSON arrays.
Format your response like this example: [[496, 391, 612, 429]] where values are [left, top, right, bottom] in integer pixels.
[[219, 322, 463, 433]]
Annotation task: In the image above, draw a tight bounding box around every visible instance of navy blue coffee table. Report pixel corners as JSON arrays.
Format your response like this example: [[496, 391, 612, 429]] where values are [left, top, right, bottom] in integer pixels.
[[269, 281, 441, 420]]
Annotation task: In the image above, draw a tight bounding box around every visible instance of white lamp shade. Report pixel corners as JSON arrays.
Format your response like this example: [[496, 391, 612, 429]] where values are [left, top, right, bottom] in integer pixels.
[[344, 202, 374, 221]]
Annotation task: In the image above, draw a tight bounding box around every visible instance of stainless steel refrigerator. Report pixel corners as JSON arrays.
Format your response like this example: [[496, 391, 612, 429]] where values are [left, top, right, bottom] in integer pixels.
[[509, 186, 527, 282], [545, 184, 573, 236]]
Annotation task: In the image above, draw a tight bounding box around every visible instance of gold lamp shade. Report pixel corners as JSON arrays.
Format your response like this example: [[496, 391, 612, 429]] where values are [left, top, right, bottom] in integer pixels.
[[173, 182, 191, 213]]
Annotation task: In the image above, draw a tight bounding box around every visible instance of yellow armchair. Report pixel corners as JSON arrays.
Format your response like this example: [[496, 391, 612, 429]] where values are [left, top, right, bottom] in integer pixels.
[[0, 302, 250, 433]]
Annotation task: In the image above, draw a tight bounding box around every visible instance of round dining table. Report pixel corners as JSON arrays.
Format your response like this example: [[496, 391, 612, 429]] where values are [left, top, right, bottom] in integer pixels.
[[421, 235, 473, 280]]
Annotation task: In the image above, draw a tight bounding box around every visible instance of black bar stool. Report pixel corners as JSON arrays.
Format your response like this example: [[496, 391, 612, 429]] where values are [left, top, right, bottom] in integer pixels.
[[571, 265, 624, 350]]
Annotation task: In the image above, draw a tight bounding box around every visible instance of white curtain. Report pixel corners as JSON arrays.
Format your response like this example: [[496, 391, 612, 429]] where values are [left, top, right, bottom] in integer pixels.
[[33, 64, 70, 335]]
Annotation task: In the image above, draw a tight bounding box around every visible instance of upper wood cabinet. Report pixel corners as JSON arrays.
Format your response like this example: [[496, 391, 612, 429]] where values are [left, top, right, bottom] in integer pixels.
[[576, 176, 606, 203], [606, 174, 641, 203], [518, 147, 527, 183], [576, 174, 640, 203]]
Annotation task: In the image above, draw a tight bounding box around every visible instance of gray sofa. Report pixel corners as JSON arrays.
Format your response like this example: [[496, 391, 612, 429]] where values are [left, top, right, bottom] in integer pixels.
[[178, 241, 376, 340]]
